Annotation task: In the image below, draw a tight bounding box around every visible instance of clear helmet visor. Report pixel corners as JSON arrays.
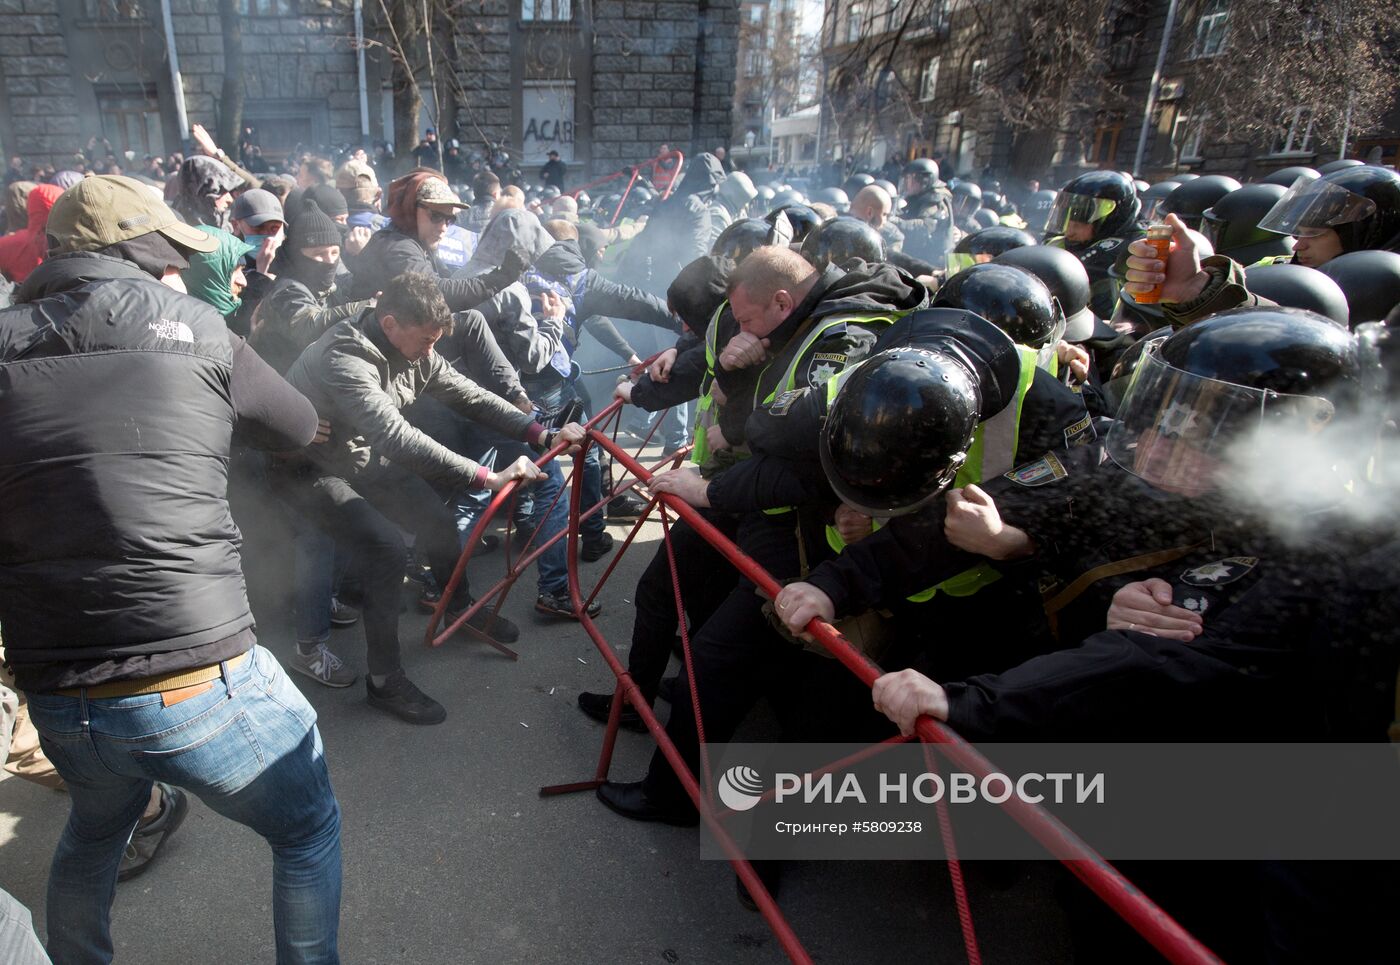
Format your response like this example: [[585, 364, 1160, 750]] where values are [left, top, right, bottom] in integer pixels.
[[944, 251, 995, 275], [1141, 196, 1172, 224], [1257, 175, 1377, 239], [1034, 312, 1069, 372], [1107, 343, 1334, 496], [1048, 194, 1118, 234]]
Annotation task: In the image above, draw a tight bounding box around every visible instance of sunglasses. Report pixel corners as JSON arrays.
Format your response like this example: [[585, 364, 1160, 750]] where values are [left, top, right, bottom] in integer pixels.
[[420, 207, 457, 226]]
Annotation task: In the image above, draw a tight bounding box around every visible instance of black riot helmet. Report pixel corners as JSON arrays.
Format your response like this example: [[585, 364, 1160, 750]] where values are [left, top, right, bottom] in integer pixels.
[[1133, 178, 1151, 194], [948, 225, 1036, 276], [872, 178, 898, 198], [971, 208, 1001, 229], [811, 186, 851, 213], [711, 216, 792, 264], [1259, 165, 1400, 255], [1022, 188, 1059, 235], [770, 187, 807, 209], [843, 173, 876, 198], [1318, 159, 1365, 175], [800, 216, 885, 271], [1172, 173, 1200, 182], [902, 157, 942, 195], [1046, 170, 1141, 241], [766, 203, 822, 243], [993, 244, 1100, 343], [819, 346, 981, 516], [1317, 250, 1400, 326], [1261, 166, 1319, 188], [1138, 179, 1182, 222], [1107, 308, 1361, 496], [951, 180, 983, 219], [1159, 175, 1243, 231], [933, 263, 1066, 356], [1243, 263, 1350, 328], [1200, 183, 1296, 264], [755, 184, 776, 204]]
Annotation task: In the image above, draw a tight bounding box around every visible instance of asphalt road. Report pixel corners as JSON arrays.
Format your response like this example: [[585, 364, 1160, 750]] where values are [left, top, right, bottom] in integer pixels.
[[0, 486, 1071, 964]]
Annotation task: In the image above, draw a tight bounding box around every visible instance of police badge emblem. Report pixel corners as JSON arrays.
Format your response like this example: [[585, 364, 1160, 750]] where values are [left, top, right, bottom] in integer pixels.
[[1181, 557, 1259, 586]]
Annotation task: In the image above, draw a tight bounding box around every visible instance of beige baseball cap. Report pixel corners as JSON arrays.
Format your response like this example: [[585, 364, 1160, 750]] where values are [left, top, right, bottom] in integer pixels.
[[415, 177, 468, 210], [47, 175, 219, 254], [335, 159, 379, 192]]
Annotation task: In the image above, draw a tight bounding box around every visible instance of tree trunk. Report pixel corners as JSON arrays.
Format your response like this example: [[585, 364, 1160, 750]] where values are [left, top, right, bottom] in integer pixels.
[[391, 0, 423, 163], [216, 0, 245, 152]]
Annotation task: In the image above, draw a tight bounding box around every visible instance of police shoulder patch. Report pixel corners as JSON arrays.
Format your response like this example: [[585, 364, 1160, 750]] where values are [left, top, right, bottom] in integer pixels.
[[1004, 451, 1068, 487], [1180, 557, 1259, 587], [805, 352, 847, 388], [1063, 414, 1097, 449], [769, 387, 808, 416]]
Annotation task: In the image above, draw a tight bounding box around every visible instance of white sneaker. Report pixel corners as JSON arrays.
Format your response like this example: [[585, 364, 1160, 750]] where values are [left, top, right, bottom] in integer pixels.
[[291, 642, 357, 688]]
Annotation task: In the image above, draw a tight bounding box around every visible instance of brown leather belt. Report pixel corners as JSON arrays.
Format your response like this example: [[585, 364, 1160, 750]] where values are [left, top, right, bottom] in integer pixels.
[[55, 650, 251, 699]]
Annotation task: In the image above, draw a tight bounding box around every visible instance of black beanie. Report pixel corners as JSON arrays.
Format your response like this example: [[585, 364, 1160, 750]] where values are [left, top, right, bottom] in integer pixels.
[[289, 202, 342, 250], [303, 183, 349, 220]]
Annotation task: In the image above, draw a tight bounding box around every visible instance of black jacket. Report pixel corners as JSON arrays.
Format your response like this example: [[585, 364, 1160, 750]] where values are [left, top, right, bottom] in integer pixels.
[[346, 226, 520, 311], [252, 260, 373, 374], [0, 253, 317, 692], [613, 153, 727, 295]]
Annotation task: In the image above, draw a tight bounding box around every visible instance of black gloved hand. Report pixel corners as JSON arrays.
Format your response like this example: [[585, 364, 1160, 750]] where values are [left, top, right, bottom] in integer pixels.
[[499, 245, 533, 278]]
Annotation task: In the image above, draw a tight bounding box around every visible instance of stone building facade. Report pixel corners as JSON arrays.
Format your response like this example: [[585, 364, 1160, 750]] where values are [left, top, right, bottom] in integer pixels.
[[0, 0, 738, 179], [819, 0, 1399, 183]]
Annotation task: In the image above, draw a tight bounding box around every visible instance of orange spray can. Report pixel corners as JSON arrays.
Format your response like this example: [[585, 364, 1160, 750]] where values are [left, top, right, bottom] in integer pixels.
[[1134, 224, 1174, 304]]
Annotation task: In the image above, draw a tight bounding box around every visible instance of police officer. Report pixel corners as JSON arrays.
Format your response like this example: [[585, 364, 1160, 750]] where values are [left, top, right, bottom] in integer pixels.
[[799, 216, 886, 273], [1046, 170, 1145, 319], [1157, 174, 1241, 232], [896, 158, 958, 262], [1258, 164, 1400, 268], [1200, 183, 1296, 266], [774, 307, 1389, 963]]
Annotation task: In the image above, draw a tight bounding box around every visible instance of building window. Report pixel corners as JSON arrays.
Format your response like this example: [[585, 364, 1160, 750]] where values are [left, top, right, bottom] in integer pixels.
[[746, 50, 764, 76], [1173, 113, 1206, 161], [1270, 107, 1315, 155], [522, 0, 571, 22], [847, 3, 863, 43], [1091, 120, 1123, 167], [749, 4, 763, 23], [97, 88, 164, 158], [970, 58, 986, 95], [1193, 0, 1230, 58], [1107, 10, 1143, 70], [919, 56, 940, 102], [884, 0, 901, 34]]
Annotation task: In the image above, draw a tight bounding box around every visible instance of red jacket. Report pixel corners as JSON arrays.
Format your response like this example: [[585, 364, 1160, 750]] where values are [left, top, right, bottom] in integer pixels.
[[0, 183, 62, 283]]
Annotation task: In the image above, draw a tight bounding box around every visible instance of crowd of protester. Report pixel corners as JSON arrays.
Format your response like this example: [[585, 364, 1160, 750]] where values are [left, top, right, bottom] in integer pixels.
[[2, 115, 1399, 964]]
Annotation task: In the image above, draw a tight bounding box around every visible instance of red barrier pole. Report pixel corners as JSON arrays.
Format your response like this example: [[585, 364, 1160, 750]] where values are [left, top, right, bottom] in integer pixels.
[[593, 431, 1222, 965], [561, 434, 815, 965]]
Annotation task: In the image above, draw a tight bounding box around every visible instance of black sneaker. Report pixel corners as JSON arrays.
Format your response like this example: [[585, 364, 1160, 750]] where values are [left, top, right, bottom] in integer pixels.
[[606, 491, 650, 522], [577, 690, 648, 733], [366, 670, 447, 725], [476, 533, 501, 555], [581, 532, 614, 562], [450, 600, 520, 645], [536, 591, 602, 620], [118, 783, 189, 882]]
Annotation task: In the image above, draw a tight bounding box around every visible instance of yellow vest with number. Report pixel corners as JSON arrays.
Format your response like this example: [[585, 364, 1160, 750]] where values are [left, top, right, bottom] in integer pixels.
[[824, 345, 1038, 601]]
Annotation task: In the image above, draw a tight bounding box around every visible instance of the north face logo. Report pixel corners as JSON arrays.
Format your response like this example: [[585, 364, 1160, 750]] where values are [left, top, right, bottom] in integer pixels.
[[148, 319, 194, 343]]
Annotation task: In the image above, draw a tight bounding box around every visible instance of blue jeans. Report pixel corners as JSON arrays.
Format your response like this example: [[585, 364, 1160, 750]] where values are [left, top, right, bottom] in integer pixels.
[[523, 379, 605, 596], [25, 646, 341, 965], [293, 526, 335, 645]]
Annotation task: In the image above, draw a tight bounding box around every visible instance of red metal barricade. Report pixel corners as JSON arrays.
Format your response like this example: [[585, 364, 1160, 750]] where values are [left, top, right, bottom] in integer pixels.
[[427, 398, 1222, 965], [566, 150, 685, 225]]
